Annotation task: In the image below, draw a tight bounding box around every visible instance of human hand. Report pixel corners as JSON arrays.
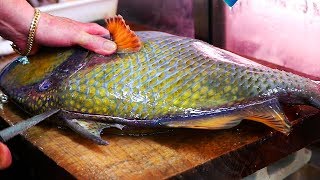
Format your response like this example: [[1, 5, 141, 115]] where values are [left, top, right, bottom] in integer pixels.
[[0, 142, 11, 170], [33, 13, 117, 55], [17, 13, 117, 55], [0, 0, 116, 55]]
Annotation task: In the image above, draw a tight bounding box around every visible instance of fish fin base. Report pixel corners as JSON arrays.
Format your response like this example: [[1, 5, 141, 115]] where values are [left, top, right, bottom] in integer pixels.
[[105, 15, 142, 53], [162, 116, 242, 130], [243, 98, 291, 134], [64, 118, 123, 145]]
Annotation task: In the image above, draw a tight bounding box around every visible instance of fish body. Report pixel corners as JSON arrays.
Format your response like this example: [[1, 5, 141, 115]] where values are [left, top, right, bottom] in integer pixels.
[[0, 31, 319, 144]]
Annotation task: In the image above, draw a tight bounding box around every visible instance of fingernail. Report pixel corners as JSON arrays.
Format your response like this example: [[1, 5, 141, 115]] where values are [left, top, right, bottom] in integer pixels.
[[103, 41, 117, 52]]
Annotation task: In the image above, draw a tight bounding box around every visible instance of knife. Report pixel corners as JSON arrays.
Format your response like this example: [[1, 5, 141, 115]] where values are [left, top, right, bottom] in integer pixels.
[[0, 109, 60, 142]]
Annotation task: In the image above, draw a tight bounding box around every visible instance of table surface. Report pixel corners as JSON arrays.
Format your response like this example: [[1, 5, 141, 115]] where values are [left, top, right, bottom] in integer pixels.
[[1, 24, 320, 179]]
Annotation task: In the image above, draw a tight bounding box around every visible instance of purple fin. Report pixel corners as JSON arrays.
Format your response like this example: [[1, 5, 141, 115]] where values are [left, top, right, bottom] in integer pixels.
[[63, 118, 113, 145]]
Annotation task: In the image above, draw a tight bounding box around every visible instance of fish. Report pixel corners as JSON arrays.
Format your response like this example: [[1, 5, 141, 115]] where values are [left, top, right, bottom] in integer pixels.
[[0, 15, 319, 145]]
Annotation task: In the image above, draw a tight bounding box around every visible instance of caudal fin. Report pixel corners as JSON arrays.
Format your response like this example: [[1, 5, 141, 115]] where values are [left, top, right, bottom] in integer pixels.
[[308, 81, 320, 109]]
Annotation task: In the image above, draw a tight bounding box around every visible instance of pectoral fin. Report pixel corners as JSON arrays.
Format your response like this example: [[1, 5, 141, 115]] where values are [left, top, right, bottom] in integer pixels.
[[64, 118, 124, 145], [161, 98, 291, 134]]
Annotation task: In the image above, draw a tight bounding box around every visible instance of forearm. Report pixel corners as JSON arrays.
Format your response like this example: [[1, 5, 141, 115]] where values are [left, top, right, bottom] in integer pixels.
[[0, 0, 34, 45]]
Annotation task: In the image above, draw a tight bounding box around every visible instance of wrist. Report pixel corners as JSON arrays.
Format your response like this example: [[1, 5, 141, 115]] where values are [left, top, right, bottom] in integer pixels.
[[12, 8, 41, 56], [0, 0, 35, 51]]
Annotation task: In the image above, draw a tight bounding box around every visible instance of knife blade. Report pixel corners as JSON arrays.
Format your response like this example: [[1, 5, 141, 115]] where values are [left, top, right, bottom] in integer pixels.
[[0, 109, 60, 142]]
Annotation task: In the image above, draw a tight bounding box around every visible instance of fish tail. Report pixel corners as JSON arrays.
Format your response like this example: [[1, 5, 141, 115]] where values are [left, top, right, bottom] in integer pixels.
[[308, 85, 320, 109], [308, 81, 320, 109]]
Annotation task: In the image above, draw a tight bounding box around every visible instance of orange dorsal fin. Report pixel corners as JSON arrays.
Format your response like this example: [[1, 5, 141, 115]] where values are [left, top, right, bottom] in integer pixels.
[[105, 15, 142, 53]]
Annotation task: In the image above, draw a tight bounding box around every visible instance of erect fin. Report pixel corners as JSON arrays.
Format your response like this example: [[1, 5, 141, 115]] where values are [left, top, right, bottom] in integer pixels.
[[160, 98, 291, 134], [105, 15, 142, 53], [64, 119, 124, 145]]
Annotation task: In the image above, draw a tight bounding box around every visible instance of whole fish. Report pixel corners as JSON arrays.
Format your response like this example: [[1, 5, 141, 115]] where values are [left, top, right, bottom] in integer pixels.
[[0, 16, 319, 145]]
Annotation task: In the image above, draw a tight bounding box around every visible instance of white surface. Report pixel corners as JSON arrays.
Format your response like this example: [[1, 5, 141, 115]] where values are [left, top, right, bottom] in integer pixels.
[[39, 0, 118, 23], [0, 0, 118, 55]]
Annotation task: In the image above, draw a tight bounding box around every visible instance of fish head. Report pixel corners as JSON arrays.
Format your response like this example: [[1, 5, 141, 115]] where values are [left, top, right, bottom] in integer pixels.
[[0, 48, 76, 113]]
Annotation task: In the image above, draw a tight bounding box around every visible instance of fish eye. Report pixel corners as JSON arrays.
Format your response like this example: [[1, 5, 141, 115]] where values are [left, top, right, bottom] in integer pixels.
[[39, 79, 52, 91]]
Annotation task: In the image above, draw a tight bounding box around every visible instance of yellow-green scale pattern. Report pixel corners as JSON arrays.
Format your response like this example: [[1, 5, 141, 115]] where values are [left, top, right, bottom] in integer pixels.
[[58, 32, 315, 120]]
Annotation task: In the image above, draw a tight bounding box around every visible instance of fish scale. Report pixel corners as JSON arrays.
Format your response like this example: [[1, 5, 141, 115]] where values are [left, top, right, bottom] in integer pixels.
[[1, 31, 320, 144], [57, 33, 306, 119]]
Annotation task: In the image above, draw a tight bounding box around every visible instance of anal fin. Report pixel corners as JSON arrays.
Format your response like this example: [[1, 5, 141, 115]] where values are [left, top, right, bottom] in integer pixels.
[[161, 98, 291, 134], [243, 98, 291, 134]]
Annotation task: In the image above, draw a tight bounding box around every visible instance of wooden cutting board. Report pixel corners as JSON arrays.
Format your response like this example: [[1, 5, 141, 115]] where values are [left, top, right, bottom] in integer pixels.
[[1, 100, 320, 179]]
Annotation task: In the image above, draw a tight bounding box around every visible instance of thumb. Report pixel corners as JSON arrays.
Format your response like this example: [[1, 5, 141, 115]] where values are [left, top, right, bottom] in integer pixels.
[[0, 143, 12, 170], [75, 32, 117, 55]]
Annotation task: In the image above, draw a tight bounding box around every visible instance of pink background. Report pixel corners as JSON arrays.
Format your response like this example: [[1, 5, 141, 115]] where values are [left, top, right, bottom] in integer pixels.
[[225, 0, 320, 79]]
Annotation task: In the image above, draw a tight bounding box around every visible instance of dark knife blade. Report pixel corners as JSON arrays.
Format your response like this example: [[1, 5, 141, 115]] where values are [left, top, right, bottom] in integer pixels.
[[0, 109, 60, 142]]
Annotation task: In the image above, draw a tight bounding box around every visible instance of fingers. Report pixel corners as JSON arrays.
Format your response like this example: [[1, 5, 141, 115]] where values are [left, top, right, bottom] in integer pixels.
[[75, 32, 117, 55], [84, 23, 110, 37], [0, 143, 12, 170], [35, 13, 117, 55]]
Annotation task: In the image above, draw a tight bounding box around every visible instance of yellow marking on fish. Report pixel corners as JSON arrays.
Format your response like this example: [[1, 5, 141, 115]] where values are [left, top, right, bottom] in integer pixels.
[[99, 89, 106, 97], [94, 98, 101, 106], [2, 49, 73, 87], [88, 79, 95, 86], [84, 100, 93, 108], [80, 84, 86, 91], [75, 104, 81, 109], [192, 93, 200, 101], [95, 72, 103, 79], [200, 86, 209, 95], [89, 87, 96, 96], [224, 86, 232, 93]]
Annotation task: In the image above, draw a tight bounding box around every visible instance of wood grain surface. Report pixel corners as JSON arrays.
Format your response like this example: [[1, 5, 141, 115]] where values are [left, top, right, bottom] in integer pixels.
[[1, 92, 320, 179]]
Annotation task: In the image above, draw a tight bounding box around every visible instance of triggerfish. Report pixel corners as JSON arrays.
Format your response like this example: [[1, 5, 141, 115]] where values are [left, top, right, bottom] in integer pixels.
[[0, 15, 319, 145]]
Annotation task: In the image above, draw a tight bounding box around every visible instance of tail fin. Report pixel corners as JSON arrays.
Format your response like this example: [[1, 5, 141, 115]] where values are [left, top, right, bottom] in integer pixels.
[[308, 81, 320, 109]]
